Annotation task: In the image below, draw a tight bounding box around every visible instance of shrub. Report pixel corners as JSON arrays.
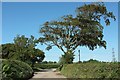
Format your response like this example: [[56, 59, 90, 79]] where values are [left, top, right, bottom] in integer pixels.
[[42, 61, 48, 64], [83, 59, 100, 63], [34, 63, 60, 69], [59, 50, 74, 64], [61, 62, 119, 78], [2, 59, 34, 80]]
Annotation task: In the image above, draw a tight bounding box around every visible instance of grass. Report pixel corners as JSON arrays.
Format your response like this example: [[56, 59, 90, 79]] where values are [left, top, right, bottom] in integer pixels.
[[60, 62, 119, 78]]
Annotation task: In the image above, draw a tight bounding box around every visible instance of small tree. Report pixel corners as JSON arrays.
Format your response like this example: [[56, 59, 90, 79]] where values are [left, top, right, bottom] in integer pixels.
[[13, 35, 37, 62], [42, 61, 48, 64], [31, 48, 45, 67], [59, 50, 74, 64], [2, 43, 15, 59], [39, 3, 116, 64], [2, 35, 45, 66]]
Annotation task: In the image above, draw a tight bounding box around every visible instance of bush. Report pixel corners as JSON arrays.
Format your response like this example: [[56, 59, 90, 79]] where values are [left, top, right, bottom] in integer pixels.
[[59, 50, 74, 64], [2, 59, 34, 80], [61, 62, 119, 78], [83, 59, 100, 63], [34, 63, 60, 69]]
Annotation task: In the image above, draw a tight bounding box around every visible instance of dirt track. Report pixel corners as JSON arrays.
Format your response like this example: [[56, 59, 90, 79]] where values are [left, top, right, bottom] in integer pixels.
[[30, 69, 66, 79]]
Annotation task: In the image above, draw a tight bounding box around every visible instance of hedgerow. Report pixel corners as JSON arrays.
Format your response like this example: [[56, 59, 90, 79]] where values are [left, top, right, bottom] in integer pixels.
[[34, 63, 60, 69]]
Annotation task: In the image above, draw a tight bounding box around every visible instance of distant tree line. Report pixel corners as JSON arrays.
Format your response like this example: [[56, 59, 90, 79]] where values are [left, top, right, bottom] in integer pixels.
[[42, 61, 57, 64]]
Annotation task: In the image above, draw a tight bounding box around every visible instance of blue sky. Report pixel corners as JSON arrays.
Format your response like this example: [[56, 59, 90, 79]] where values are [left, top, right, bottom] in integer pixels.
[[2, 0, 120, 2], [2, 2, 118, 62]]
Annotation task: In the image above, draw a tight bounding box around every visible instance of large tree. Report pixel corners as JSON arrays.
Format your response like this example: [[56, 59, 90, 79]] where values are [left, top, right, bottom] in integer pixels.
[[39, 3, 116, 63]]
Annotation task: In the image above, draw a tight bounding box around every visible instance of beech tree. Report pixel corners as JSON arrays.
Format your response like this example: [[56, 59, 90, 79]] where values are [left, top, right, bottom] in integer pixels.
[[39, 3, 116, 63]]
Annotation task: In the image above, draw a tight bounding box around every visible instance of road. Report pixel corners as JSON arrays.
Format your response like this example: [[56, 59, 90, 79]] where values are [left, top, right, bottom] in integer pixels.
[[30, 68, 67, 80]]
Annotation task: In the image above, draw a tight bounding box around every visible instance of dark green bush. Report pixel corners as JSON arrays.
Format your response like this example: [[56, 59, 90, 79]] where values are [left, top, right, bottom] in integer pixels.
[[34, 63, 60, 69], [61, 62, 119, 78], [2, 59, 34, 80], [59, 50, 74, 64]]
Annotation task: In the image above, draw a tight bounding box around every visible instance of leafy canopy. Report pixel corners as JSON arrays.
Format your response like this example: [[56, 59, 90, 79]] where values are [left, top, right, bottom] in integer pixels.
[[39, 3, 116, 54], [2, 35, 45, 65]]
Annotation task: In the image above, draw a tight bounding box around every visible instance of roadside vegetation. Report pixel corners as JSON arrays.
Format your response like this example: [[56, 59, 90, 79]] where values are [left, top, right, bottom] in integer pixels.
[[1, 35, 45, 80], [2, 59, 33, 80], [60, 61, 119, 78], [34, 61, 59, 71], [2, 35, 45, 67]]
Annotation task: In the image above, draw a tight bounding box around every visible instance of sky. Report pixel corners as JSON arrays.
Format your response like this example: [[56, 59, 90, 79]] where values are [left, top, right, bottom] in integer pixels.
[[2, 2, 118, 62], [1, 0, 120, 2]]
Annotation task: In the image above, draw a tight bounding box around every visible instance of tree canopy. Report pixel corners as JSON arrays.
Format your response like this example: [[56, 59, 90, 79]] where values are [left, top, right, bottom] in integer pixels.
[[39, 3, 115, 63], [2, 35, 45, 66], [39, 3, 115, 50], [2, 43, 15, 59]]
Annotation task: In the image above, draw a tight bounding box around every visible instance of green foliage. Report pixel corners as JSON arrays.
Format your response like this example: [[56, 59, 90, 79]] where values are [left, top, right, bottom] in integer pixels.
[[83, 59, 100, 63], [2, 43, 15, 59], [61, 62, 119, 78], [42, 61, 48, 64], [31, 48, 45, 67], [39, 2, 116, 63], [59, 50, 74, 64], [2, 35, 45, 66], [13, 35, 38, 62], [34, 63, 60, 69], [39, 2, 115, 52], [76, 2, 116, 25], [42, 61, 57, 64], [2, 59, 33, 80]]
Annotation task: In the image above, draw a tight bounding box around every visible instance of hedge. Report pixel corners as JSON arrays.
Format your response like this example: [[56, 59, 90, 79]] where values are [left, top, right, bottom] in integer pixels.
[[34, 63, 60, 69], [2, 59, 34, 80], [60, 62, 120, 78]]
